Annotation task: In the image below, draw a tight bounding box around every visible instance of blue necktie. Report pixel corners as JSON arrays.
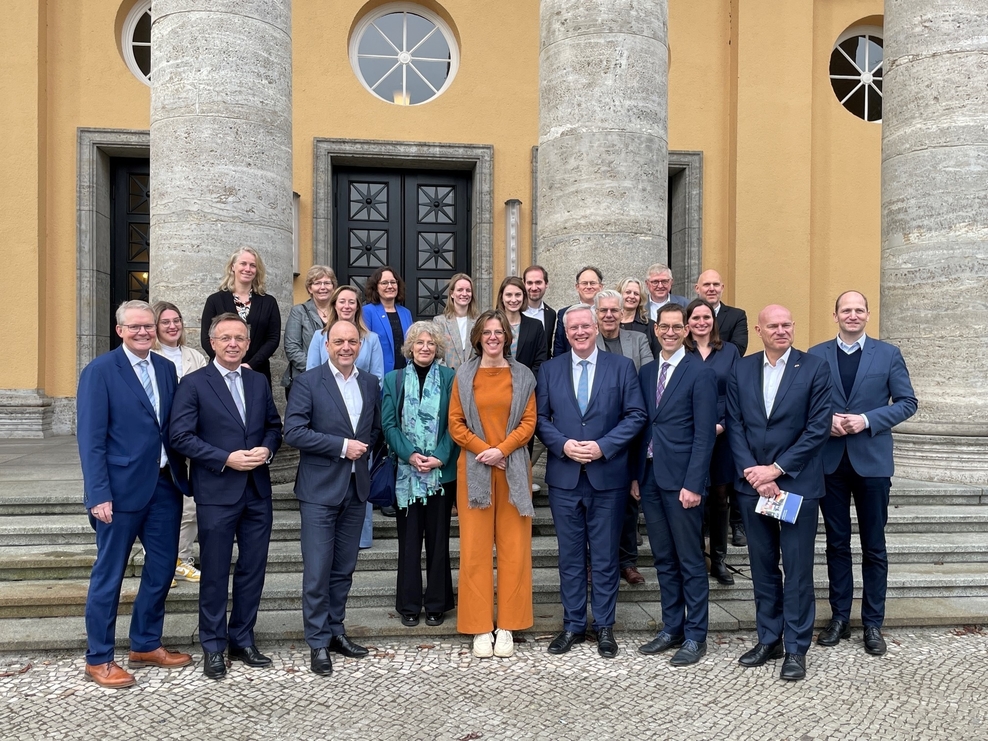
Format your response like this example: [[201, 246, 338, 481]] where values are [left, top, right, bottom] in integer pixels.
[[226, 371, 246, 424], [137, 359, 158, 418], [577, 360, 590, 415]]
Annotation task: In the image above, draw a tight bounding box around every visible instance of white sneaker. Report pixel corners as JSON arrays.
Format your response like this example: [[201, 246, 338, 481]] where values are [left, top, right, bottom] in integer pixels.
[[174, 558, 201, 583], [472, 633, 494, 658], [494, 629, 514, 657], [531, 483, 541, 493]]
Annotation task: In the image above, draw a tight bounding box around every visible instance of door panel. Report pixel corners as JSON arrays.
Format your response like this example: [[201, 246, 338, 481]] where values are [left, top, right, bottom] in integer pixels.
[[110, 158, 151, 348]]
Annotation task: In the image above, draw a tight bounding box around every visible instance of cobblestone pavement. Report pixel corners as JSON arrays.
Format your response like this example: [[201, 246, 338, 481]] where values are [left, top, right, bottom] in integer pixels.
[[1, 628, 986, 740]]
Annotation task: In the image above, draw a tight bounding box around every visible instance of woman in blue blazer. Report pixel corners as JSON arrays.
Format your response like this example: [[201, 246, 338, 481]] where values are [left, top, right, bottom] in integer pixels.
[[685, 299, 740, 585], [362, 266, 414, 375]]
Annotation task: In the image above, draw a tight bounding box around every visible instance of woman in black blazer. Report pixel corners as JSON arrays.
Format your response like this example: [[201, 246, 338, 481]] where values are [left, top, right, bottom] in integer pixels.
[[201, 246, 282, 386], [496, 276, 546, 377]]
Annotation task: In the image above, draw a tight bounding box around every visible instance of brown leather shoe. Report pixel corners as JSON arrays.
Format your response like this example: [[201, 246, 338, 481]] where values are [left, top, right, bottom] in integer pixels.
[[84, 661, 136, 689], [128, 647, 193, 668], [621, 566, 645, 585]]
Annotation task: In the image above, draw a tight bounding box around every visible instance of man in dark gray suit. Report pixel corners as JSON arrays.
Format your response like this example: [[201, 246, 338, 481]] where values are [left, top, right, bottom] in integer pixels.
[[284, 321, 381, 676]]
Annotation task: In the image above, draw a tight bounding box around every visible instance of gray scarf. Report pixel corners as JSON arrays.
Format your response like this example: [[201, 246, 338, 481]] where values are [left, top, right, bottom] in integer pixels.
[[455, 357, 537, 516]]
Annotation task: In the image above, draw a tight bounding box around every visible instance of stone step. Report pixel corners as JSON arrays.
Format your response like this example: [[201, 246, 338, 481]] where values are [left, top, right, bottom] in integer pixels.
[[5, 503, 988, 548], [4, 561, 988, 619], [3, 594, 988, 653], [4, 530, 988, 582]]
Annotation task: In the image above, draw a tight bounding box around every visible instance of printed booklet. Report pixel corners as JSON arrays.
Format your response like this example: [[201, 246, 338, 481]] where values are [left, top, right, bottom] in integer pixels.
[[755, 490, 803, 525]]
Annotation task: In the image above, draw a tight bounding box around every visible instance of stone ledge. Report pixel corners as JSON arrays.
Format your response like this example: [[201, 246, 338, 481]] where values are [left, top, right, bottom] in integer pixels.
[[0, 390, 53, 439]]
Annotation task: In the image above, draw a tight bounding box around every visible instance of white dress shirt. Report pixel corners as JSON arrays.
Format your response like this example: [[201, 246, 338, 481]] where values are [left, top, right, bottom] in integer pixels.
[[456, 315, 471, 350], [523, 303, 546, 328], [331, 363, 364, 468], [656, 346, 686, 390], [122, 345, 167, 466], [571, 347, 599, 402], [762, 347, 792, 417], [213, 359, 246, 416]]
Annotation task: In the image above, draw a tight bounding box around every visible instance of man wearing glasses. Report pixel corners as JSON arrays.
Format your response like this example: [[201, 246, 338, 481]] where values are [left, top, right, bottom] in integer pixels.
[[552, 266, 605, 357], [77, 300, 193, 688], [645, 264, 689, 322]]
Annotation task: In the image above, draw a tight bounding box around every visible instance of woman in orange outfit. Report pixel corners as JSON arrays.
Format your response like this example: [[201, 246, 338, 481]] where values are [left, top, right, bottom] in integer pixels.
[[448, 309, 537, 659]]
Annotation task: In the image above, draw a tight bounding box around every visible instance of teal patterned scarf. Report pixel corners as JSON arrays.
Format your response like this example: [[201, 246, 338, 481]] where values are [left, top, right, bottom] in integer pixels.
[[396, 362, 444, 509]]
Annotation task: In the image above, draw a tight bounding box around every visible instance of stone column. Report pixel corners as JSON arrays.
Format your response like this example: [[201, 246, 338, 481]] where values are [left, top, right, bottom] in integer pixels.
[[149, 0, 294, 368], [536, 0, 668, 308], [881, 0, 988, 485]]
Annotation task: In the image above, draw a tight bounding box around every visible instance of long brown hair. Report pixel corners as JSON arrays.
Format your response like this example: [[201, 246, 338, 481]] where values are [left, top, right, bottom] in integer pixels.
[[683, 298, 723, 352], [496, 276, 529, 314]]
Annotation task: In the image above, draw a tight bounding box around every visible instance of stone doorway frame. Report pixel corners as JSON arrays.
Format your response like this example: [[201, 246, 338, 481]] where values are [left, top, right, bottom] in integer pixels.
[[313, 138, 495, 310], [77, 128, 150, 378]]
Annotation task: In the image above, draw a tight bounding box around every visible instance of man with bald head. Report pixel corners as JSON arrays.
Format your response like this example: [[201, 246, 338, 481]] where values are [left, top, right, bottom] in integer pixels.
[[726, 304, 832, 681], [695, 269, 748, 355], [809, 291, 916, 657]]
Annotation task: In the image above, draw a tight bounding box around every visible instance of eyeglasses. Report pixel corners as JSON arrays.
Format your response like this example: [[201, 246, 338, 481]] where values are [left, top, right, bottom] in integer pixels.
[[597, 308, 621, 315], [379, 280, 398, 287], [158, 319, 182, 327], [121, 324, 155, 333], [567, 324, 595, 333], [657, 324, 686, 333], [648, 278, 672, 286], [577, 281, 600, 288], [311, 281, 335, 288], [481, 330, 505, 338], [216, 335, 249, 343]]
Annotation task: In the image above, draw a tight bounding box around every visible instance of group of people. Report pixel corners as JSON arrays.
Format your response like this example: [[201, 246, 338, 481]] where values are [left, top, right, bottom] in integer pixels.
[[77, 247, 916, 689]]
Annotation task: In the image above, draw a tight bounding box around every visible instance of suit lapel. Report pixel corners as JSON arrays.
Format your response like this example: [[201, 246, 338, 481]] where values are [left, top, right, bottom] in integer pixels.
[[848, 337, 876, 400], [769, 349, 802, 420], [826, 341, 846, 403], [644, 362, 662, 424], [562, 352, 584, 417], [115, 348, 158, 424], [655, 354, 688, 416], [322, 365, 355, 435], [206, 364, 246, 428]]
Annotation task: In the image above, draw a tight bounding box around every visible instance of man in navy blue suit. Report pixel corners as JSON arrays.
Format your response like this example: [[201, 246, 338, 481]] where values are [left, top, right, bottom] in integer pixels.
[[809, 291, 917, 656], [284, 320, 381, 676], [633, 304, 718, 666], [726, 304, 833, 681], [170, 313, 283, 679], [77, 300, 192, 688], [537, 306, 647, 658]]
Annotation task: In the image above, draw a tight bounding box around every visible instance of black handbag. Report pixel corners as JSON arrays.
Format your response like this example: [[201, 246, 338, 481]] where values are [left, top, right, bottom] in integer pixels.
[[368, 448, 397, 507]]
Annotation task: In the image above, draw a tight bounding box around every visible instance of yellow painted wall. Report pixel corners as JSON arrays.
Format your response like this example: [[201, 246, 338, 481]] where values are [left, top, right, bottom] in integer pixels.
[[1, 0, 883, 399]]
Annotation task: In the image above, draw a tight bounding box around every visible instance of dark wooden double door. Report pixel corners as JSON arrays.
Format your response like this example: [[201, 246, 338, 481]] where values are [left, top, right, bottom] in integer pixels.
[[333, 167, 471, 319]]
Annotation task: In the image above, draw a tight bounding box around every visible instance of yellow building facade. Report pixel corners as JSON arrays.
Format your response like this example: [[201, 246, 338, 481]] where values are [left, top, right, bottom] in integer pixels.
[[0, 0, 884, 432]]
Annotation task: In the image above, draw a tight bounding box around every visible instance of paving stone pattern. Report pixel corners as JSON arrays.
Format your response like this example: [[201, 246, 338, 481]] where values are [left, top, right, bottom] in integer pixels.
[[2, 628, 987, 740]]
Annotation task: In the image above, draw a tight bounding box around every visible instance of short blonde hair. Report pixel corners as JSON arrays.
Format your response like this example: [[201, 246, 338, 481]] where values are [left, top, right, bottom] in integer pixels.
[[305, 265, 337, 293], [401, 321, 447, 360], [219, 247, 267, 294]]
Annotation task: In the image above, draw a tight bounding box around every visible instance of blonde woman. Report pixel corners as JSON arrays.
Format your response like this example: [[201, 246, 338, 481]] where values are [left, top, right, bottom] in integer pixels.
[[201, 247, 281, 386], [432, 273, 479, 370], [618, 276, 659, 359], [152, 301, 208, 584]]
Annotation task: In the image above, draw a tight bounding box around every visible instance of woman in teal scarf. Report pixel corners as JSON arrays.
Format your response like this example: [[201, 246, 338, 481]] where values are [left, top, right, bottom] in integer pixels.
[[382, 321, 458, 628]]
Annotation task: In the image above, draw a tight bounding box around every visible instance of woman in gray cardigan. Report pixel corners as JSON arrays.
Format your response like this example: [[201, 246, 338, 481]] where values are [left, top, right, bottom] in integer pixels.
[[281, 265, 336, 400]]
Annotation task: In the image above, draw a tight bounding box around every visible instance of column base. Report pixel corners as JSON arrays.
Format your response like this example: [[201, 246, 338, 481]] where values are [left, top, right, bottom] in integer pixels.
[[269, 445, 299, 485], [0, 390, 54, 439], [893, 432, 988, 486]]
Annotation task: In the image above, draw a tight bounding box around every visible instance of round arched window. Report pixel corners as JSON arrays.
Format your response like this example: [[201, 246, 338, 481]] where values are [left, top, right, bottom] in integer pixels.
[[350, 3, 458, 106], [829, 26, 883, 122], [122, 0, 152, 85]]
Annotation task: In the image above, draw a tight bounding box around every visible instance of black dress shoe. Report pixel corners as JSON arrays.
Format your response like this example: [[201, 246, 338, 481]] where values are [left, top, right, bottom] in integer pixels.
[[738, 641, 785, 667], [202, 651, 226, 679], [310, 647, 333, 676], [731, 524, 747, 547], [329, 634, 369, 658], [780, 652, 806, 681], [863, 626, 887, 656], [547, 630, 586, 655], [638, 631, 685, 655], [817, 619, 851, 647], [670, 640, 707, 666], [596, 627, 618, 658], [710, 561, 735, 586], [425, 612, 444, 627], [229, 645, 272, 667], [400, 613, 420, 627], [380, 505, 397, 517]]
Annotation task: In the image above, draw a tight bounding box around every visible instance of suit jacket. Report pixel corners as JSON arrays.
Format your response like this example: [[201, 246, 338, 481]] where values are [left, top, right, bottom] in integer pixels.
[[716, 303, 749, 356], [284, 363, 382, 506], [201, 291, 282, 383], [381, 364, 458, 483], [514, 314, 548, 376], [726, 348, 833, 499], [536, 351, 647, 491], [362, 303, 414, 375], [77, 346, 189, 511], [808, 336, 917, 478], [635, 352, 718, 494], [282, 298, 324, 386], [432, 314, 475, 370], [647, 295, 689, 321], [701, 343, 741, 487], [169, 363, 283, 505], [151, 344, 208, 380], [596, 330, 652, 372], [530, 303, 557, 358]]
